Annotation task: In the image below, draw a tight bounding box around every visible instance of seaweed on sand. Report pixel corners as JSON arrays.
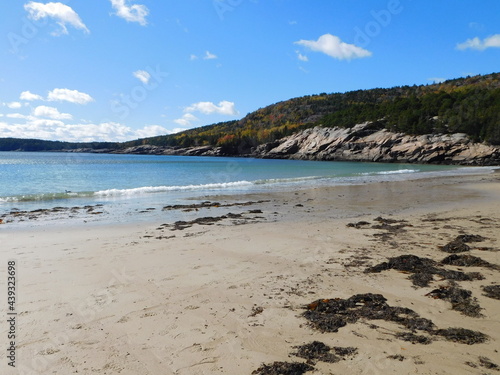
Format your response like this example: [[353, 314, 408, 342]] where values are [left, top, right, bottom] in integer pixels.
[[441, 254, 499, 270], [432, 328, 488, 345], [426, 282, 483, 317], [456, 234, 486, 243], [165, 213, 250, 230], [466, 356, 500, 370], [251, 362, 314, 375], [303, 293, 435, 333], [292, 341, 357, 364], [408, 273, 435, 288], [162, 200, 270, 211], [387, 354, 405, 361], [302, 293, 488, 345], [439, 239, 471, 253], [365, 255, 484, 287], [372, 217, 409, 231], [346, 221, 371, 229], [482, 284, 500, 300], [366, 254, 436, 274], [439, 234, 485, 254], [478, 356, 500, 371], [395, 332, 432, 345]]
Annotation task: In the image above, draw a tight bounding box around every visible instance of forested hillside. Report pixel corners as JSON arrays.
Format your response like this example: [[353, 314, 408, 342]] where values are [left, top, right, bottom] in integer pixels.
[[1, 73, 499, 153], [123, 72, 500, 153]]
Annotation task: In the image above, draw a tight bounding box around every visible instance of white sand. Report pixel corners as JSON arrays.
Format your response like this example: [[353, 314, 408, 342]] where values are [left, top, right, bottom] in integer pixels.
[[1, 172, 500, 374]]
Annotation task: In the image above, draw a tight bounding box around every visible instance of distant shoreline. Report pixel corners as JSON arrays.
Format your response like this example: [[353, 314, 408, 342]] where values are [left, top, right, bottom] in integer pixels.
[[5, 122, 500, 166]]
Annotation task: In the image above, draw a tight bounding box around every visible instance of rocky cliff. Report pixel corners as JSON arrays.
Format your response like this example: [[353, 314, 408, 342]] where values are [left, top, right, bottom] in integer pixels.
[[100, 122, 500, 165], [252, 122, 500, 165]]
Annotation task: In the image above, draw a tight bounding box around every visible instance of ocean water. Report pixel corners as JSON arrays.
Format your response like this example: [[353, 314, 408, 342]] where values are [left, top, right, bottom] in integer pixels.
[[0, 152, 493, 226]]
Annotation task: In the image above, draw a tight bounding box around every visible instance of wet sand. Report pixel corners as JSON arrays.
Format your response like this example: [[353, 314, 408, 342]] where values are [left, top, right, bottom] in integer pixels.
[[1, 172, 499, 374]]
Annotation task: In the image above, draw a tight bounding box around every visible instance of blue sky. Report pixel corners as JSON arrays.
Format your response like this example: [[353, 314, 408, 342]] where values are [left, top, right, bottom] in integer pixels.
[[0, 0, 498, 142]]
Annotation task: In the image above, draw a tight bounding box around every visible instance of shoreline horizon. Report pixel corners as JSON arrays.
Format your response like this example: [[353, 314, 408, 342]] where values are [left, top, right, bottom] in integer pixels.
[[1, 164, 498, 230]]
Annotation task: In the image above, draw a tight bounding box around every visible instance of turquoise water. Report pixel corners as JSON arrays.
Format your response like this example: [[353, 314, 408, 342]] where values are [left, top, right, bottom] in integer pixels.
[[0, 152, 492, 225]]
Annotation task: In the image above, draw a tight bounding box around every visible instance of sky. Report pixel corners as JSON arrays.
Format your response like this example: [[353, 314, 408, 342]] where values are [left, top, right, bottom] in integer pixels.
[[0, 0, 499, 142]]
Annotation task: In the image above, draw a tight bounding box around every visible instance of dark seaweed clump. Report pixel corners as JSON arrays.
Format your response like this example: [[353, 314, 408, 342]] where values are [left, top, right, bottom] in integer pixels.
[[441, 254, 499, 270], [346, 221, 371, 229], [365, 254, 484, 287], [439, 239, 471, 253], [456, 234, 486, 243], [366, 254, 436, 273], [303, 293, 488, 345], [478, 356, 499, 370], [395, 332, 433, 345], [303, 293, 435, 333], [387, 354, 405, 361], [466, 356, 500, 371], [251, 361, 314, 375], [439, 234, 485, 254], [482, 284, 500, 300], [426, 282, 483, 317], [432, 328, 488, 345], [160, 212, 257, 230], [292, 341, 357, 364], [371, 216, 409, 232]]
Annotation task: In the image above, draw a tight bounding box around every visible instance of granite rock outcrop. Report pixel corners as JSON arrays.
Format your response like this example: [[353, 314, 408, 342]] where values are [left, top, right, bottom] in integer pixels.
[[252, 123, 500, 165]]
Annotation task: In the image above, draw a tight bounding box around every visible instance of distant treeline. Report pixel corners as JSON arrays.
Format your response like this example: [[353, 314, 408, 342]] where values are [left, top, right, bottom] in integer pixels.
[[1, 72, 499, 153], [0, 138, 118, 152]]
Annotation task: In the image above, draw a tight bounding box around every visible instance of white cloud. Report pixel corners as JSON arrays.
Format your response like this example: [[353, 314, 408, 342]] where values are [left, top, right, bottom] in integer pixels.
[[185, 101, 238, 116], [456, 34, 500, 51], [47, 88, 94, 104], [134, 125, 169, 138], [24, 2, 89, 35], [174, 113, 199, 127], [5, 102, 22, 109], [33, 105, 72, 120], [20, 91, 43, 101], [7, 113, 32, 120], [133, 70, 151, 84], [0, 117, 170, 142], [295, 33, 372, 61], [190, 51, 218, 61], [110, 0, 149, 26], [203, 51, 218, 60], [296, 52, 308, 62], [47, 121, 132, 142]]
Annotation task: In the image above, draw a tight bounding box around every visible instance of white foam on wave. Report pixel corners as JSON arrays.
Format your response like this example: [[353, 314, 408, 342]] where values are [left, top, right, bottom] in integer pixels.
[[359, 169, 419, 176], [254, 175, 325, 184], [93, 180, 254, 197], [0, 191, 90, 203]]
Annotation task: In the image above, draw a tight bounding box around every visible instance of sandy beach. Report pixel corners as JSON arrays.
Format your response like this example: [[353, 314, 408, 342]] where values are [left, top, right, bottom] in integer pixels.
[[1, 171, 500, 374]]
